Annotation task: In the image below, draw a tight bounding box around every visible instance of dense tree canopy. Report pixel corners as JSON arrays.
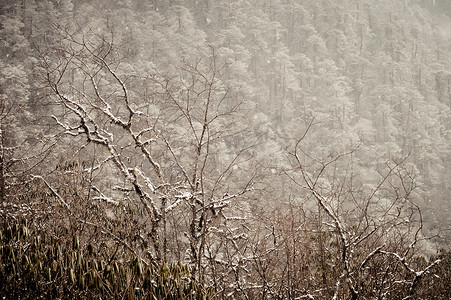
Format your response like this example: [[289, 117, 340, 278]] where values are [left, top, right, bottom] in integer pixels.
[[1, 0, 450, 298]]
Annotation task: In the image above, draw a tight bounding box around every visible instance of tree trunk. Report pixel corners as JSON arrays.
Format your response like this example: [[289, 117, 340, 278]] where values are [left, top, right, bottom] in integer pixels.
[[0, 126, 5, 203]]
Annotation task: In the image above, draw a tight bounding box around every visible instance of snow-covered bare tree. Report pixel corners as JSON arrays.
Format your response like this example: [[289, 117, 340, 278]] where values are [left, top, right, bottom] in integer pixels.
[[40, 25, 257, 281], [282, 119, 442, 299]]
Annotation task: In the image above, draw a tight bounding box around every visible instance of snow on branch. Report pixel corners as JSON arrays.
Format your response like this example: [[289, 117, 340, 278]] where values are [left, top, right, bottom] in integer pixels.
[[91, 186, 119, 206], [32, 175, 69, 209]]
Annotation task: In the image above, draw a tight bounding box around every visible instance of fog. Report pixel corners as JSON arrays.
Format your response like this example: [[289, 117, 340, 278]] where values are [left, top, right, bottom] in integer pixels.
[[1, 0, 450, 298]]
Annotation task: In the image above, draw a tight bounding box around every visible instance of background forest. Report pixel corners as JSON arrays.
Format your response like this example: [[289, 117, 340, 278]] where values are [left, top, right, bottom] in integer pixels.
[[1, 0, 451, 299]]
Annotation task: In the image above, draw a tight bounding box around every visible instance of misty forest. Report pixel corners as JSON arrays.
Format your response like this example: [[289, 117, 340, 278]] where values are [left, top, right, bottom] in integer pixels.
[[1, 0, 451, 299]]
